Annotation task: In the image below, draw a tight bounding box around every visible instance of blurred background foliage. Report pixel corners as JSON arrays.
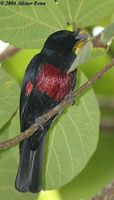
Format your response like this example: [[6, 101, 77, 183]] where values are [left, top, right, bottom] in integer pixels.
[[0, 0, 114, 200]]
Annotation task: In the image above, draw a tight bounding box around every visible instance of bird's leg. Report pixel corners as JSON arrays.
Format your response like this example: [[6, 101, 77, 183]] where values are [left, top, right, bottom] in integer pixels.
[[72, 97, 76, 106], [64, 92, 76, 106], [35, 117, 44, 131]]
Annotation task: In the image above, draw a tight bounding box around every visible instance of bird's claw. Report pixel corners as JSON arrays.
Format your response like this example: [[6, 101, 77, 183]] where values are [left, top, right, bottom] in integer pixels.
[[65, 92, 75, 106], [35, 117, 44, 130]]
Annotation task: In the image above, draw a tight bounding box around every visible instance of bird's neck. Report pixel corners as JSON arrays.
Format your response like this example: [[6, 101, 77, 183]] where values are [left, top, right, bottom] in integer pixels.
[[41, 48, 76, 71]]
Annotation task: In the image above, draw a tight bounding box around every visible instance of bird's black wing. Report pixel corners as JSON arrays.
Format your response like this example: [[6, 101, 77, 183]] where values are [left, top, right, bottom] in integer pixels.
[[15, 53, 58, 193]]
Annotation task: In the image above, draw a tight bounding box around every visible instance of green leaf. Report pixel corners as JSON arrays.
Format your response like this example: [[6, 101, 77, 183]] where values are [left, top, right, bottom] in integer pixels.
[[60, 134, 114, 200], [68, 41, 105, 72], [0, 67, 20, 129], [102, 23, 114, 43], [0, 72, 100, 193], [42, 71, 100, 190], [58, 0, 114, 27], [0, 0, 114, 48], [2, 49, 39, 83], [0, 114, 38, 200], [80, 54, 114, 95], [0, 72, 100, 194]]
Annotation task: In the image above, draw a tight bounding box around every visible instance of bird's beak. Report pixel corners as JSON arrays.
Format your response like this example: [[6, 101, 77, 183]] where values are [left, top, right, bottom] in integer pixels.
[[73, 33, 90, 54], [75, 34, 90, 41]]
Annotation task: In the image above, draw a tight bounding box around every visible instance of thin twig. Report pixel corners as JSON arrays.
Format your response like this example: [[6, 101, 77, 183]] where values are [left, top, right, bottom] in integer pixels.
[[90, 181, 114, 200], [92, 33, 107, 49], [98, 95, 114, 109], [100, 118, 114, 132], [0, 58, 114, 150], [0, 47, 20, 61]]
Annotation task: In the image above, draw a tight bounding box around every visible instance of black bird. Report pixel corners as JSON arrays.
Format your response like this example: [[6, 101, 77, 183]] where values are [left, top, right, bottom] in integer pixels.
[[15, 30, 89, 193]]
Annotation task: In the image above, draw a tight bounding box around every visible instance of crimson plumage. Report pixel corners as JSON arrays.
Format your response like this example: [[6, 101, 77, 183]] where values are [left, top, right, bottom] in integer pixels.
[[36, 64, 74, 100]]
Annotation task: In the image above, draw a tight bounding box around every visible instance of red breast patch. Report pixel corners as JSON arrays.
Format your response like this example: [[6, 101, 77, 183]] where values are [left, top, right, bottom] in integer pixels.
[[26, 80, 33, 96], [36, 64, 73, 101]]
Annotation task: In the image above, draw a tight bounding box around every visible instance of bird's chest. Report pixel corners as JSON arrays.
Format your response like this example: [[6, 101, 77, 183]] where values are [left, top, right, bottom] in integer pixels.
[[36, 64, 74, 101]]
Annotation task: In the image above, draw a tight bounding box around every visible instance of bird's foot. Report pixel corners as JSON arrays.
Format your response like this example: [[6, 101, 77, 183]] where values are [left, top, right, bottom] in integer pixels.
[[65, 92, 75, 106], [35, 117, 44, 130]]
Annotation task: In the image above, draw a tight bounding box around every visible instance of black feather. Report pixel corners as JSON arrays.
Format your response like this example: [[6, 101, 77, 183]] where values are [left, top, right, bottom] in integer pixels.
[[15, 30, 78, 193], [15, 54, 61, 192]]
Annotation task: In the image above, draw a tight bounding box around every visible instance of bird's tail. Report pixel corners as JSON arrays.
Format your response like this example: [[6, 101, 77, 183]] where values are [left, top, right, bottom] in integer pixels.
[[15, 136, 44, 193]]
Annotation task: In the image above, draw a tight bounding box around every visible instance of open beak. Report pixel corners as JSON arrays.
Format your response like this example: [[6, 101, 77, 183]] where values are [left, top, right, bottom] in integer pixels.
[[74, 33, 90, 54]]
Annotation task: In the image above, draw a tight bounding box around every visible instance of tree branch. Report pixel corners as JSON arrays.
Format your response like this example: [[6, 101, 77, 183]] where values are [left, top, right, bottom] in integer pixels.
[[92, 33, 107, 49], [0, 46, 20, 61], [100, 118, 114, 132], [98, 95, 114, 110], [0, 58, 114, 150], [89, 181, 114, 200]]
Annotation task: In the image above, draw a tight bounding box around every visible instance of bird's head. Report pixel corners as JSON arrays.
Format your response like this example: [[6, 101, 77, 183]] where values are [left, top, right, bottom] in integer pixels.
[[42, 30, 90, 56], [41, 30, 90, 70]]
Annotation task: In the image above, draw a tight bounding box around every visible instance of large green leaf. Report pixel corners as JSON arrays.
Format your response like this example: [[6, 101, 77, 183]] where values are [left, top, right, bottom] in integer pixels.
[[60, 134, 114, 200], [0, 67, 20, 129], [0, 0, 114, 48], [3, 71, 100, 192], [42, 71, 100, 190]]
